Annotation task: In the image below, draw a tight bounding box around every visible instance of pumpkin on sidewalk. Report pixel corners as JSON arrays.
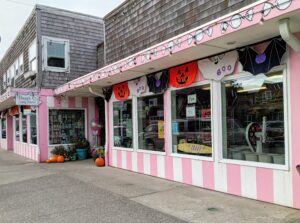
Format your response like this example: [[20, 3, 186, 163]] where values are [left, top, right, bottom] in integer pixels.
[[95, 157, 105, 167], [57, 155, 65, 163]]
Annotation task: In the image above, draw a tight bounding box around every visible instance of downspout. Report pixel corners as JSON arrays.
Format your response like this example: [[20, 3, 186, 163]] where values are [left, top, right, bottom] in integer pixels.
[[88, 87, 109, 166], [279, 18, 300, 53]]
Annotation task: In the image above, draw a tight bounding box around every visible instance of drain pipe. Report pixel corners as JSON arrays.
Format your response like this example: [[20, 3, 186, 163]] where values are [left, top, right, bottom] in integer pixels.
[[279, 18, 300, 53], [88, 87, 104, 97]]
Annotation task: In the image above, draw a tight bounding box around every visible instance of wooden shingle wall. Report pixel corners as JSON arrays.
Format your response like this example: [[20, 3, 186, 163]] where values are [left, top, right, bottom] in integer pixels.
[[38, 6, 104, 88], [104, 0, 257, 65]]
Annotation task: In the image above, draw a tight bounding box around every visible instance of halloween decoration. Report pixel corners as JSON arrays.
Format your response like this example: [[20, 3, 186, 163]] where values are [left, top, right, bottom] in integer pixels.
[[113, 82, 130, 101], [147, 70, 169, 93], [170, 62, 198, 88], [129, 76, 148, 96], [238, 38, 286, 75], [102, 87, 113, 102], [57, 155, 65, 163], [198, 51, 238, 81]]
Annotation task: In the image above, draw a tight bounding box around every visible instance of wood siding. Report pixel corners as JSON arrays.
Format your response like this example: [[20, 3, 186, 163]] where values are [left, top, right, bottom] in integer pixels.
[[104, 0, 257, 65]]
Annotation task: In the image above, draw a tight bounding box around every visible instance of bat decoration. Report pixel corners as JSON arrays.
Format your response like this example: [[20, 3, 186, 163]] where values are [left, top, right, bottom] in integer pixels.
[[147, 70, 169, 94], [102, 87, 113, 102], [113, 82, 130, 101], [238, 38, 286, 75], [170, 62, 198, 88]]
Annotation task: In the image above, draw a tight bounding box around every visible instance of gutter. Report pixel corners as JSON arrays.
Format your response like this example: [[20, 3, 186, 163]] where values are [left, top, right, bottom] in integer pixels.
[[279, 18, 300, 53]]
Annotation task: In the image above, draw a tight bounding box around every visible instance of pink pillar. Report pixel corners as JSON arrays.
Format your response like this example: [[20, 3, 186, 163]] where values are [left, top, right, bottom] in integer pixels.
[[6, 114, 13, 151], [38, 95, 49, 162]]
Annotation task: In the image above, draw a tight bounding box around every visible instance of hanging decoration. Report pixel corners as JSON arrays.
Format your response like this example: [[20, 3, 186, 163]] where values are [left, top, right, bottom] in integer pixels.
[[198, 51, 238, 81], [170, 62, 198, 88], [147, 70, 169, 94], [129, 76, 148, 96], [113, 82, 130, 100], [9, 106, 19, 116], [102, 87, 113, 102], [238, 38, 286, 75]]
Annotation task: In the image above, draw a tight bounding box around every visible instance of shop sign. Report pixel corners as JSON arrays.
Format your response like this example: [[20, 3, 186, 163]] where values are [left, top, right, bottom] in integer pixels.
[[16, 94, 39, 106], [177, 143, 212, 154], [23, 109, 31, 115]]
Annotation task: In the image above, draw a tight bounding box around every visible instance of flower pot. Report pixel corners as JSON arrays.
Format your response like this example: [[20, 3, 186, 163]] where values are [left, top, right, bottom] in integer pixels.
[[76, 148, 88, 160]]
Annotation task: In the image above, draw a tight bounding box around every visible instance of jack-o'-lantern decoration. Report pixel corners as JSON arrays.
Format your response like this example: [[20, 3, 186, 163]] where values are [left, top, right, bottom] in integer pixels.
[[113, 82, 130, 100], [170, 62, 198, 88]]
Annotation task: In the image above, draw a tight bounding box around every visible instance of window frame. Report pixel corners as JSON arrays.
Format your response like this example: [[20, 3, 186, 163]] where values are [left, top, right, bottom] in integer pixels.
[[42, 36, 70, 73], [169, 80, 214, 161], [110, 95, 135, 152], [28, 39, 37, 73], [47, 108, 87, 146], [217, 67, 290, 170], [136, 92, 166, 155], [1, 118, 7, 139]]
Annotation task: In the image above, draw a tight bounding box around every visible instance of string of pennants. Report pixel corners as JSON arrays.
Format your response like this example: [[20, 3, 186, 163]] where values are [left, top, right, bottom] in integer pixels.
[[104, 38, 286, 101], [61, 0, 293, 92]]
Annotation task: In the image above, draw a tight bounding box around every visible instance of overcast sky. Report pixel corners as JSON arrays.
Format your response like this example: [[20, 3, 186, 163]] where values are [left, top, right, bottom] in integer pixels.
[[0, 0, 125, 60]]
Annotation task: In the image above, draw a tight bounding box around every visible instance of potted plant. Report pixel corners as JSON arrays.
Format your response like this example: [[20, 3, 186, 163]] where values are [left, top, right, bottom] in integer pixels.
[[74, 138, 90, 160], [65, 145, 77, 161]]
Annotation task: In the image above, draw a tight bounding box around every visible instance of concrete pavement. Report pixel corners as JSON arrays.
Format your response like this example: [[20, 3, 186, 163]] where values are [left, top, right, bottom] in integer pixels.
[[0, 149, 299, 223]]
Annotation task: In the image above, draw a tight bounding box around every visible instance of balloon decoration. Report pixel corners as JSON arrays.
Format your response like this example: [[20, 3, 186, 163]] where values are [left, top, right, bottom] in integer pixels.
[[198, 51, 238, 81], [238, 38, 286, 75], [147, 70, 169, 93], [113, 82, 130, 100], [169, 62, 198, 88]]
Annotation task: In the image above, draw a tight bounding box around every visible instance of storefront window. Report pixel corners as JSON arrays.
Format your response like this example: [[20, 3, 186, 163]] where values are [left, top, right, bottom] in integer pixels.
[[222, 72, 285, 165], [113, 100, 133, 148], [30, 112, 37, 144], [15, 115, 20, 141], [171, 85, 212, 157], [1, 119, 6, 139], [138, 94, 164, 152], [49, 109, 85, 144], [22, 115, 27, 143]]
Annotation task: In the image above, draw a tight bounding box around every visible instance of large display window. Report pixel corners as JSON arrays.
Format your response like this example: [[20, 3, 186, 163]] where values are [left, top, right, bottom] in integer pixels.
[[138, 94, 164, 152], [221, 71, 286, 165], [15, 115, 20, 141], [49, 109, 85, 144], [22, 115, 27, 143], [1, 119, 6, 139], [171, 84, 212, 157], [113, 100, 133, 148]]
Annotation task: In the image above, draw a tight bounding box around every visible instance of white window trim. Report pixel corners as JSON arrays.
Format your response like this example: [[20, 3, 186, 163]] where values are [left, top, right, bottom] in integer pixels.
[[136, 92, 166, 154], [15, 53, 24, 78], [217, 66, 290, 171], [42, 36, 70, 73], [47, 108, 87, 146], [111, 96, 135, 151], [168, 80, 214, 161]]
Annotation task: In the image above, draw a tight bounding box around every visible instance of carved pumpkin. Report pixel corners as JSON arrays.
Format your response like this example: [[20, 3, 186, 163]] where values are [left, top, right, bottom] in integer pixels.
[[170, 62, 198, 88], [113, 82, 130, 100], [57, 155, 65, 163], [95, 157, 105, 167]]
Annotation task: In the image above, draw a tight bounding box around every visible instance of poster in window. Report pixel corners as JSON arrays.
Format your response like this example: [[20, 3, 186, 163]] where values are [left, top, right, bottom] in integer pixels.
[[158, 120, 164, 139], [186, 106, 196, 118], [188, 94, 197, 104]]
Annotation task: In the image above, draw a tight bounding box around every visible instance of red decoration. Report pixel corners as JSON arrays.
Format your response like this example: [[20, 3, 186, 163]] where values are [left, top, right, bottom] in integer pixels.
[[113, 82, 130, 100], [9, 106, 19, 116], [170, 62, 198, 88]]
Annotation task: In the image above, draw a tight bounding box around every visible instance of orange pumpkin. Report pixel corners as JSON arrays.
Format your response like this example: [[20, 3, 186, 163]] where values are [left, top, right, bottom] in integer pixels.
[[50, 155, 58, 163], [113, 82, 130, 100], [170, 62, 198, 88], [95, 157, 105, 167], [57, 155, 65, 163], [45, 159, 51, 163]]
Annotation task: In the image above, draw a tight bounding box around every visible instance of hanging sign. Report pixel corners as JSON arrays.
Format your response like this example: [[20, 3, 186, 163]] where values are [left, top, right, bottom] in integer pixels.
[[113, 82, 130, 101], [129, 76, 148, 96], [170, 62, 198, 88], [23, 109, 31, 115], [198, 50, 238, 81], [16, 94, 39, 106], [158, 120, 164, 139]]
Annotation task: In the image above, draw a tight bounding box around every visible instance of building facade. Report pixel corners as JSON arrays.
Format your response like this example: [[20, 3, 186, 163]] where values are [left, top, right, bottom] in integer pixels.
[[0, 5, 104, 161]]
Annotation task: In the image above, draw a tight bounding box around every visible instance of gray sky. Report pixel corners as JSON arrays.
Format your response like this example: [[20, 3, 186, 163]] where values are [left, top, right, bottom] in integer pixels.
[[0, 0, 125, 60]]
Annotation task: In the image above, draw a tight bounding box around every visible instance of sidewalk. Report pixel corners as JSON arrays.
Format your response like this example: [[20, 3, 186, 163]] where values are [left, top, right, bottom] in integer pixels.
[[0, 149, 299, 223]]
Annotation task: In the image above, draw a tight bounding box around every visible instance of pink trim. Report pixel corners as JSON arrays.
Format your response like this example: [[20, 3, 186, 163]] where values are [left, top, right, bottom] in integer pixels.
[[290, 45, 300, 209], [39, 96, 49, 162], [182, 158, 192, 184], [202, 161, 214, 190], [164, 90, 170, 155], [150, 154, 158, 177], [227, 164, 241, 196], [165, 156, 174, 180], [117, 150, 122, 168], [82, 97, 89, 139], [256, 168, 273, 203], [68, 97, 75, 108], [7, 115, 13, 151], [137, 152, 144, 173], [126, 151, 132, 171]]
